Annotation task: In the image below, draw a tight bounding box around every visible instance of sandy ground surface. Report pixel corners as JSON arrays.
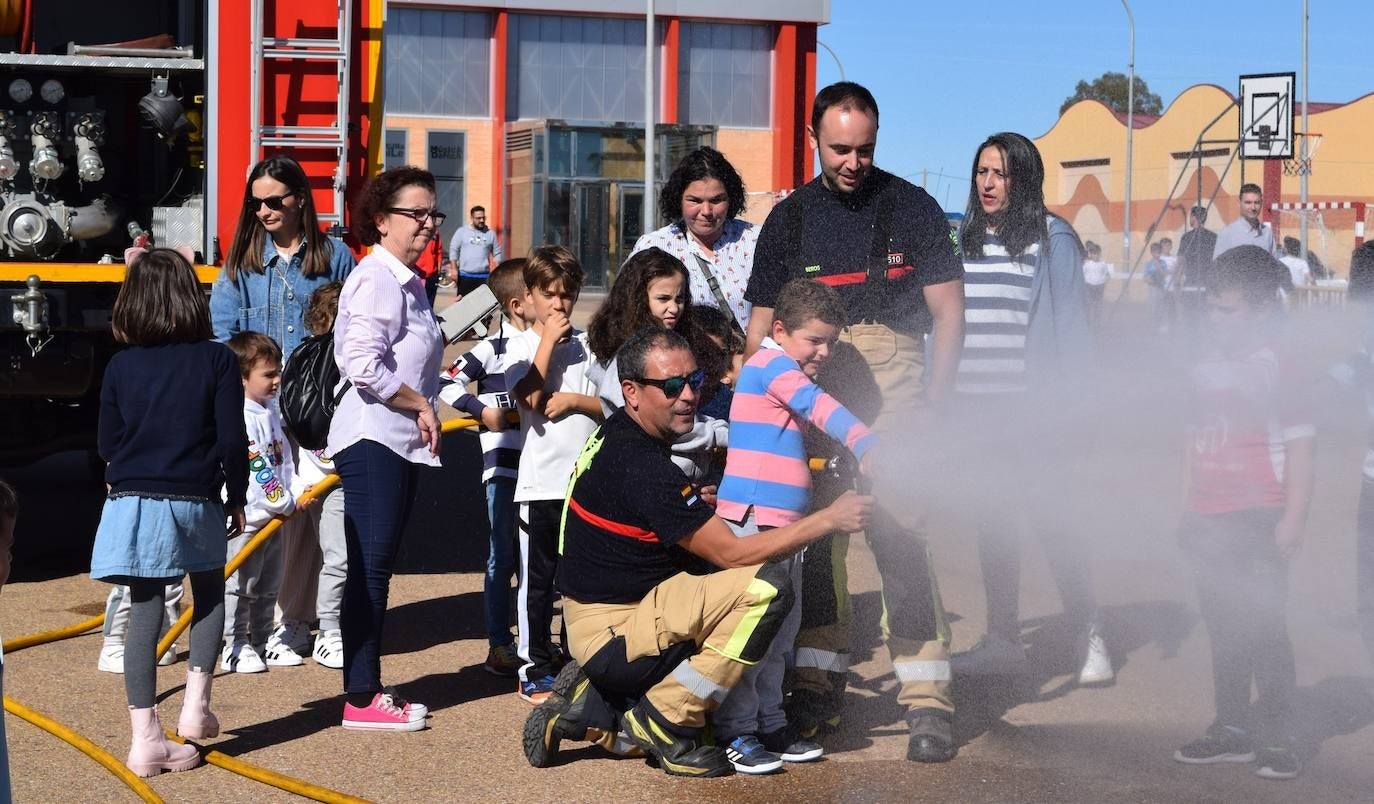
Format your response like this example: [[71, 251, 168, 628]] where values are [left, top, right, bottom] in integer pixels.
[[2, 292, 1372, 802]]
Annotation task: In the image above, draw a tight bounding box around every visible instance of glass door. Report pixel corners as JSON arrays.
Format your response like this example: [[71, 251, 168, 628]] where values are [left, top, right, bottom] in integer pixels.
[[572, 182, 609, 287]]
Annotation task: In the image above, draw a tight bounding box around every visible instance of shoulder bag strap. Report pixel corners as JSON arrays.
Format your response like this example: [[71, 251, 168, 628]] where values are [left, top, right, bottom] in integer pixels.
[[690, 252, 746, 336]]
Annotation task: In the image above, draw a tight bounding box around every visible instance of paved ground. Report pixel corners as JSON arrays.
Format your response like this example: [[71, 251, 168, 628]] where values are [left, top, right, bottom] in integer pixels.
[[2, 293, 1372, 802]]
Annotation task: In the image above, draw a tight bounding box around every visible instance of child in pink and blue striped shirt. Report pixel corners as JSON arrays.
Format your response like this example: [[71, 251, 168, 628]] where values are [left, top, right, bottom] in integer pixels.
[[712, 278, 874, 771]]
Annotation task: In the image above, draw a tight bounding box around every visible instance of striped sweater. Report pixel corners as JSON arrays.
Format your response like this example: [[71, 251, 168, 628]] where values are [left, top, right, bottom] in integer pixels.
[[716, 340, 875, 526], [437, 320, 523, 482]]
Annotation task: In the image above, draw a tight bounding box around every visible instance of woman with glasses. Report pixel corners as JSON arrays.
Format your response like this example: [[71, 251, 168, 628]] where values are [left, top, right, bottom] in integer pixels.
[[210, 155, 356, 362], [327, 166, 445, 732]]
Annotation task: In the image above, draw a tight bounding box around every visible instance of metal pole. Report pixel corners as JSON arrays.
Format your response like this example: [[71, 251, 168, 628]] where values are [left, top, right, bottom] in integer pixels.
[[643, 0, 656, 233], [1121, 0, 1135, 272], [1300, 0, 1309, 260]]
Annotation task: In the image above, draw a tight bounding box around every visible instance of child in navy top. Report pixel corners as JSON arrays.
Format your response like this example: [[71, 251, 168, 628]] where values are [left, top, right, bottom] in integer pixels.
[[438, 259, 531, 676], [90, 247, 247, 778]]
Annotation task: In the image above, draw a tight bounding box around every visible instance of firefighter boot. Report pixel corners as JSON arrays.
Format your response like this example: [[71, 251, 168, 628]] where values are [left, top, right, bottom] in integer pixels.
[[906, 707, 957, 763], [620, 700, 734, 778], [523, 660, 619, 767]]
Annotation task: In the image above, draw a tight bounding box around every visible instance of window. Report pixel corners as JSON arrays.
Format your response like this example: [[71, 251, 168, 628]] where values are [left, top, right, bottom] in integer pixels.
[[385, 9, 491, 116], [508, 14, 649, 122], [678, 22, 771, 128]]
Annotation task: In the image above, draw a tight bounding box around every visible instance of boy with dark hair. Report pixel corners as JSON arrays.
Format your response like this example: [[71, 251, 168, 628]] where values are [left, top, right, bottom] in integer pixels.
[[1173, 245, 1313, 781], [439, 258, 533, 676], [222, 331, 300, 673], [713, 278, 874, 772], [504, 246, 602, 702]]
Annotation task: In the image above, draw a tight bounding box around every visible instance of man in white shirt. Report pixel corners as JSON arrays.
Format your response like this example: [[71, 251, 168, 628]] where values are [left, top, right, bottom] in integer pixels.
[[1214, 183, 1279, 259], [1279, 236, 1312, 288]]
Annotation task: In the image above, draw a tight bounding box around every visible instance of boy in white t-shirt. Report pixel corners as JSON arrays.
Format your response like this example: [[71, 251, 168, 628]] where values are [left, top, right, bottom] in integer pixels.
[[222, 332, 304, 674], [503, 246, 603, 703]]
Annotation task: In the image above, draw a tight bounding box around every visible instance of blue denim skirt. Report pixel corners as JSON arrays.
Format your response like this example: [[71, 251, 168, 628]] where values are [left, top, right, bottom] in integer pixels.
[[90, 495, 228, 583]]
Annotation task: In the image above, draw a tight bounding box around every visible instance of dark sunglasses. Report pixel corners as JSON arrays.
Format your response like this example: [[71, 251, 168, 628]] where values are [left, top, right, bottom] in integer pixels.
[[631, 369, 706, 399], [246, 192, 297, 212], [386, 206, 447, 226]]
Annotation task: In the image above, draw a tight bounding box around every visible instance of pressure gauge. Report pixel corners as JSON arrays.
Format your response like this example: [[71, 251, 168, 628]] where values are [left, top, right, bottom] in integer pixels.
[[39, 80, 64, 104], [7, 79, 31, 104]]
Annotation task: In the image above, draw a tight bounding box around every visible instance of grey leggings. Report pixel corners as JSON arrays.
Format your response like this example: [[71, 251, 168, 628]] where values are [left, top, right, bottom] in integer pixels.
[[124, 571, 224, 709]]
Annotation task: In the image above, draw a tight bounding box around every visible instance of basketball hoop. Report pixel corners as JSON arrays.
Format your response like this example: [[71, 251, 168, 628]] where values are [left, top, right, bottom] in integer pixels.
[[1283, 132, 1322, 177]]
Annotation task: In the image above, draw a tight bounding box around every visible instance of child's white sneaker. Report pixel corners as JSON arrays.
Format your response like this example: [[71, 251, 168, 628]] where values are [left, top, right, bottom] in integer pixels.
[[312, 628, 344, 669], [220, 640, 267, 673], [98, 641, 177, 673], [264, 621, 311, 667]]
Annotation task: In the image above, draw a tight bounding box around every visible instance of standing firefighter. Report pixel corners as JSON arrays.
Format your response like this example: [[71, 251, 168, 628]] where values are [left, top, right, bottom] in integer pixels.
[[742, 81, 966, 762]]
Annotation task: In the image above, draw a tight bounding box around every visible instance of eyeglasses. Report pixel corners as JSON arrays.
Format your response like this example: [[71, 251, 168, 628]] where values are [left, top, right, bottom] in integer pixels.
[[631, 369, 705, 399], [386, 207, 447, 226], [246, 192, 297, 212]]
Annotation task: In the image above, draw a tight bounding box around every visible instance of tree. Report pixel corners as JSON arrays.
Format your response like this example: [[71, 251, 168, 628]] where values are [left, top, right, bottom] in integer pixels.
[[1060, 71, 1164, 117]]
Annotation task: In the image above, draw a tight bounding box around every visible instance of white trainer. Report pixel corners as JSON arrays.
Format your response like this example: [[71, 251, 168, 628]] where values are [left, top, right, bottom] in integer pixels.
[[264, 622, 311, 667], [220, 640, 268, 674], [98, 641, 176, 673], [312, 628, 344, 669], [1077, 627, 1115, 686]]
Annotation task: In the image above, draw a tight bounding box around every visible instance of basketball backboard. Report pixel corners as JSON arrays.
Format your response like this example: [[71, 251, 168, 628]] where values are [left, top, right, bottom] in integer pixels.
[[1239, 72, 1295, 159]]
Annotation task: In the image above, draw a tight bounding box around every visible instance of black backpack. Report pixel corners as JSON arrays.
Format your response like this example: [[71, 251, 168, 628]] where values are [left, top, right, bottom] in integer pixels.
[[279, 332, 350, 450]]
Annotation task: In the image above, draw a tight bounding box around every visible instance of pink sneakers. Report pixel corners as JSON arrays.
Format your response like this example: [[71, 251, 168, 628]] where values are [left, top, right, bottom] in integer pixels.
[[341, 691, 427, 732]]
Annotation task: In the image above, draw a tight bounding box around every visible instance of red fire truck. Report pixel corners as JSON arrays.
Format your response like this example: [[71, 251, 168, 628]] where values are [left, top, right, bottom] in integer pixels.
[[0, 0, 382, 465]]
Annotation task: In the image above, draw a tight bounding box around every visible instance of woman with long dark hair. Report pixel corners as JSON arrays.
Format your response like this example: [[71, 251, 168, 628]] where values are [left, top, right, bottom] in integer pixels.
[[628, 146, 757, 333], [951, 132, 1111, 687], [210, 155, 355, 362]]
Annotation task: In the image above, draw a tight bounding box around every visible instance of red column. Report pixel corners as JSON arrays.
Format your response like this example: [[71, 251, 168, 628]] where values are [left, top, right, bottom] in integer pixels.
[[1262, 158, 1282, 224], [491, 11, 508, 244], [771, 24, 797, 193], [798, 24, 816, 183], [215, 2, 252, 261], [662, 18, 679, 124]]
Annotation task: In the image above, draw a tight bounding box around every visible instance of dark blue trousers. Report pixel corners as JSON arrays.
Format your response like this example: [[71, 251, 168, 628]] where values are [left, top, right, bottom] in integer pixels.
[[335, 439, 417, 695]]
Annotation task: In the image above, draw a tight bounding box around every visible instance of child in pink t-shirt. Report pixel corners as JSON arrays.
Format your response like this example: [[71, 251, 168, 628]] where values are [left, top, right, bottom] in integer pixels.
[[1172, 246, 1314, 781]]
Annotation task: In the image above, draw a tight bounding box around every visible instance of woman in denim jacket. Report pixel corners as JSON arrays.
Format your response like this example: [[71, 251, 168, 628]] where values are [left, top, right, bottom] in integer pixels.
[[210, 155, 355, 361]]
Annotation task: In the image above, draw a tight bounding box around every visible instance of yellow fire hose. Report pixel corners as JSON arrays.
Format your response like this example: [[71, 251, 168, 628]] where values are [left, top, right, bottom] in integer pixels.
[[2, 697, 163, 803], [2, 417, 483, 803]]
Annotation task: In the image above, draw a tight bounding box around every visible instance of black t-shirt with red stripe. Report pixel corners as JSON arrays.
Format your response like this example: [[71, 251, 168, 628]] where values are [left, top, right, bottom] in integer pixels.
[[745, 169, 963, 334], [557, 409, 717, 605]]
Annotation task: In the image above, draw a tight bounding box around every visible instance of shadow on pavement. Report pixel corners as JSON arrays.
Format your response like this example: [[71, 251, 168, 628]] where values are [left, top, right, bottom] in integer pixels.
[[1293, 675, 1374, 761], [382, 591, 489, 655]]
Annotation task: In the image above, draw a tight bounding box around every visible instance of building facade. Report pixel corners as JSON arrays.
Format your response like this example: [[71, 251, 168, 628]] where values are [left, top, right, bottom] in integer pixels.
[[382, 0, 826, 286], [1037, 84, 1374, 276]]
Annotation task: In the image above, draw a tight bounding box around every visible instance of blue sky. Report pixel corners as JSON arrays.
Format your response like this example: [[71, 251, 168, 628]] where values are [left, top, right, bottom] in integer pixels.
[[815, 0, 1372, 211]]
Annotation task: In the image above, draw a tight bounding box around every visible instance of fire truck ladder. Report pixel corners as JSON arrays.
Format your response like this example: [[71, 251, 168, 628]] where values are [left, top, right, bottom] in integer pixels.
[[249, 0, 352, 230]]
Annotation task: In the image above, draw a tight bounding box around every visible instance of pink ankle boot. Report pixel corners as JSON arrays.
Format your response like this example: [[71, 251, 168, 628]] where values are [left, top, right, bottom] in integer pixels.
[[126, 706, 200, 777], [177, 668, 220, 739]]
